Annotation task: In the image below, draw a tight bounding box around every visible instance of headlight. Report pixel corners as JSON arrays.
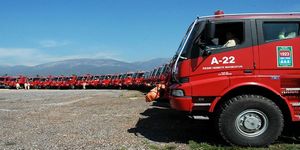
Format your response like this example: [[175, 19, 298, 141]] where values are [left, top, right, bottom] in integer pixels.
[[172, 89, 185, 97]]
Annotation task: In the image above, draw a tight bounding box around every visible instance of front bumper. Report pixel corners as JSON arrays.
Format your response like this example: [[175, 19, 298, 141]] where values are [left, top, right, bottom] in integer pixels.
[[169, 83, 193, 112], [169, 83, 213, 112], [169, 96, 193, 112]]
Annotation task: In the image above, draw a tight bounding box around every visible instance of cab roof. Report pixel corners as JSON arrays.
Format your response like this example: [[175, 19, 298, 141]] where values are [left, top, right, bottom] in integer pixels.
[[202, 12, 300, 21]]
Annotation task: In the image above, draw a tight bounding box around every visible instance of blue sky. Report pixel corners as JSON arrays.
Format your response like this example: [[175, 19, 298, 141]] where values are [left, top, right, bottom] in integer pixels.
[[0, 0, 299, 66]]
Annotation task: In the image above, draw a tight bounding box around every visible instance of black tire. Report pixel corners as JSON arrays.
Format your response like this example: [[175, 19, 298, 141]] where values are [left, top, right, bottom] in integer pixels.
[[217, 95, 284, 147]]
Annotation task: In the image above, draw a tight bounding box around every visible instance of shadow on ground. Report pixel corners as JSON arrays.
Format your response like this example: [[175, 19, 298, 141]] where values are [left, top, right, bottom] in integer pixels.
[[128, 101, 225, 145], [128, 101, 300, 146]]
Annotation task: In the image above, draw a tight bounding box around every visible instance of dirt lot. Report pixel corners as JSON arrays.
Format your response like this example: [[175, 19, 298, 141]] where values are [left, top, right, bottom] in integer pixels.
[[1, 89, 300, 150]]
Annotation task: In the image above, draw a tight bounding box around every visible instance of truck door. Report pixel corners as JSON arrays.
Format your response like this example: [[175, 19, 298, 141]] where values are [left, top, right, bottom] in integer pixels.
[[257, 19, 300, 73], [188, 20, 254, 96]]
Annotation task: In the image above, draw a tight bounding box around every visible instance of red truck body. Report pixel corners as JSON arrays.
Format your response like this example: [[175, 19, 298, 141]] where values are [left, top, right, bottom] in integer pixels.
[[8, 76, 26, 88], [28, 77, 42, 89], [101, 75, 112, 87], [58, 76, 77, 89], [168, 12, 300, 146], [122, 72, 134, 88], [147, 69, 158, 87], [75, 75, 92, 88], [40, 76, 53, 89], [89, 75, 101, 88], [50, 76, 61, 89], [109, 74, 117, 87], [158, 64, 170, 84], [132, 71, 145, 88], [153, 65, 168, 85], [0, 76, 9, 88], [142, 71, 152, 88], [111, 74, 123, 88], [6, 77, 17, 88]]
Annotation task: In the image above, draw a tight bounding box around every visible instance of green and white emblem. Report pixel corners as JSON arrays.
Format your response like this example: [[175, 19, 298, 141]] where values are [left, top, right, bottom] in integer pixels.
[[277, 46, 293, 67]]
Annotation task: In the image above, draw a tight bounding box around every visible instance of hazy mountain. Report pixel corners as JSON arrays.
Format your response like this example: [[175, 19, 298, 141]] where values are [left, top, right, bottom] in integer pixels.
[[0, 58, 170, 76], [134, 58, 171, 70]]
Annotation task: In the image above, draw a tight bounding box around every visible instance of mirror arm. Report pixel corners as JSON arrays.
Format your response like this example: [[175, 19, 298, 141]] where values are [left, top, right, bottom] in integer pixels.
[[202, 49, 212, 56], [179, 56, 188, 60]]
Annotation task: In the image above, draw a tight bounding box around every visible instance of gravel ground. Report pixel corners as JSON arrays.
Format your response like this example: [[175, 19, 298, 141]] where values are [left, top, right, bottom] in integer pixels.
[[0, 89, 197, 149], [1, 89, 299, 150]]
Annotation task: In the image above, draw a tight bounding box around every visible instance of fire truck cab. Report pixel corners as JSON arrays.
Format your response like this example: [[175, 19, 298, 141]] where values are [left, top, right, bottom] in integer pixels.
[[122, 72, 134, 88], [132, 71, 145, 88], [101, 74, 112, 87], [169, 11, 300, 146], [0, 76, 9, 88]]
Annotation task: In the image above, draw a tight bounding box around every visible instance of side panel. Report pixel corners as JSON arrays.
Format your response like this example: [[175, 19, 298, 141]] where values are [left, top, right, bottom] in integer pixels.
[[189, 20, 254, 96], [257, 38, 300, 70], [257, 19, 300, 121], [189, 46, 254, 96]]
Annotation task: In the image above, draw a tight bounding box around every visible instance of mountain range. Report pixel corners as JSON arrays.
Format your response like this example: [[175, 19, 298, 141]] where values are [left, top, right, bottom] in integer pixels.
[[0, 58, 170, 76]]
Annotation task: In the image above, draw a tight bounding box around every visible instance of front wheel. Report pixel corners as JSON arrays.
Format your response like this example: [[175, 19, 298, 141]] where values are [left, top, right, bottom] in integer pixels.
[[217, 95, 284, 147]]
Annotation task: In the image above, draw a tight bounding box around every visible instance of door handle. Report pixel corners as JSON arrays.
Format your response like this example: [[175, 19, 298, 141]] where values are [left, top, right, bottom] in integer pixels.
[[244, 70, 253, 73]]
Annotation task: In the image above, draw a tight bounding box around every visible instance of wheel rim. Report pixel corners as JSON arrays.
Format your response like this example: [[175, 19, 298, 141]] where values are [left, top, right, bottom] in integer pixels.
[[235, 109, 268, 137]]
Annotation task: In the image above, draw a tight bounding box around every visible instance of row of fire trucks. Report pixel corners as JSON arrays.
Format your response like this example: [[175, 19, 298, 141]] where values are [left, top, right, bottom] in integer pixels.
[[1, 11, 298, 147], [0, 64, 170, 90]]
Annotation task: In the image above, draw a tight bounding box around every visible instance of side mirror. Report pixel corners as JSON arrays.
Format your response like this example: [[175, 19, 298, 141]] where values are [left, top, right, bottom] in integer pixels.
[[202, 49, 212, 56], [206, 22, 216, 40], [179, 56, 187, 60]]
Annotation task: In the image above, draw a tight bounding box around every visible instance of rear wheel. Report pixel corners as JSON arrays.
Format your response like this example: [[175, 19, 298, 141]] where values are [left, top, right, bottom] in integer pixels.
[[217, 95, 284, 147]]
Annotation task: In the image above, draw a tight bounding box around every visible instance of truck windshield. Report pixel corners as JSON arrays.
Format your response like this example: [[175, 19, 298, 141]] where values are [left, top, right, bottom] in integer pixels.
[[100, 76, 105, 80], [105, 75, 111, 79], [127, 74, 133, 78], [63, 77, 70, 81], [132, 73, 137, 78], [156, 67, 163, 76], [175, 23, 193, 57], [138, 73, 144, 78], [33, 78, 40, 81], [174, 20, 205, 59], [171, 19, 206, 83]]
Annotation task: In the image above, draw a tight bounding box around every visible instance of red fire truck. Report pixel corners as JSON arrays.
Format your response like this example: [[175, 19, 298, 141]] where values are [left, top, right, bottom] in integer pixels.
[[168, 11, 300, 146], [97, 75, 106, 88], [111, 74, 123, 88], [109, 74, 117, 87], [50, 76, 62, 89], [132, 71, 145, 88], [89, 75, 101, 88], [159, 64, 170, 84], [153, 64, 170, 85], [40, 76, 53, 89], [0, 76, 9, 88], [147, 68, 158, 88], [101, 74, 112, 88], [68, 75, 78, 89], [75, 75, 91, 89], [60, 76, 77, 89], [28, 77, 42, 89], [122, 72, 134, 88], [6, 76, 26, 89], [142, 71, 152, 88]]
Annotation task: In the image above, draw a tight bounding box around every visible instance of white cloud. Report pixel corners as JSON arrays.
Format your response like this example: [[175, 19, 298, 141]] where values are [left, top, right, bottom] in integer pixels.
[[0, 48, 46, 66], [0, 48, 121, 66], [39, 40, 69, 48]]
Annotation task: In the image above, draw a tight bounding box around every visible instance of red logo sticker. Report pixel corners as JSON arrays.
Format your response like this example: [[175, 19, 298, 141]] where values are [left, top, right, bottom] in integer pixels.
[[279, 51, 290, 57]]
